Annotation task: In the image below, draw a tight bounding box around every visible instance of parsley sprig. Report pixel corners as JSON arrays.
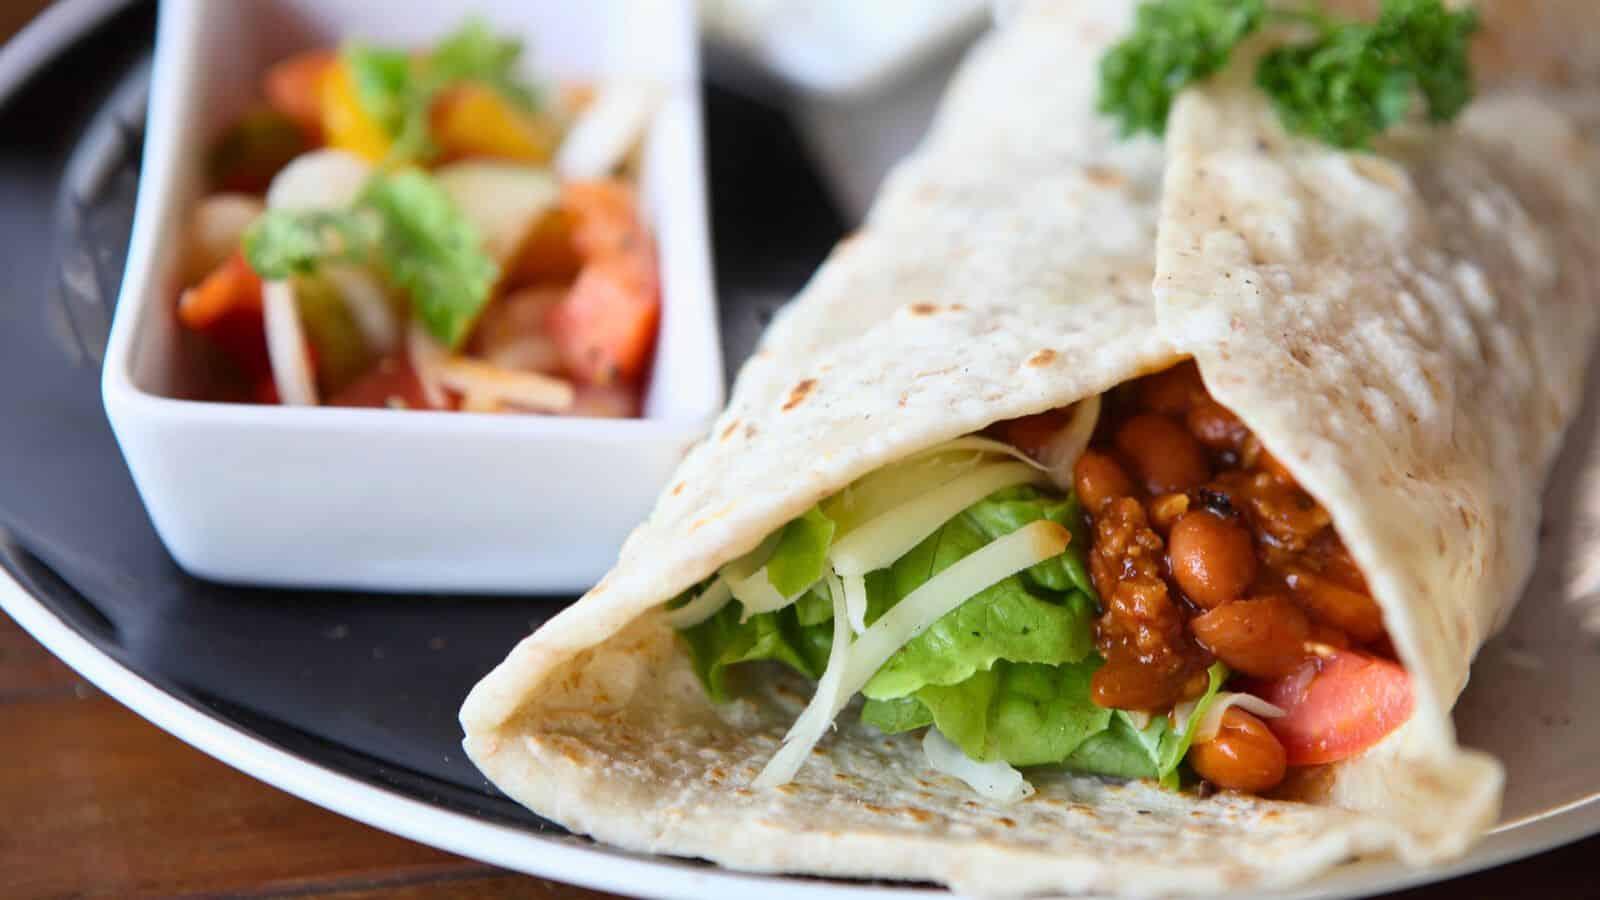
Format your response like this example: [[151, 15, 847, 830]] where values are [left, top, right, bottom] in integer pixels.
[[1098, 0, 1479, 149]]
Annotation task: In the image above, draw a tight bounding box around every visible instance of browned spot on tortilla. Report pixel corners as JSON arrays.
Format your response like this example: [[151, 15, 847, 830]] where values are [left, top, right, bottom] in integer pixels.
[[908, 302, 939, 316], [833, 773, 851, 782], [897, 393, 909, 408], [1026, 348, 1058, 368], [903, 807, 936, 824], [1289, 345, 1313, 367], [775, 784, 800, 796], [864, 804, 891, 816], [1357, 398, 1377, 424], [963, 800, 981, 809], [671, 482, 685, 496], [744, 423, 758, 439], [687, 501, 737, 534], [709, 767, 727, 781], [915, 366, 958, 380], [1084, 165, 1125, 188], [995, 817, 1018, 828], [782, 379, 817, 411], [720, 419, 741, 441], [1350, 154, 1407, 192]]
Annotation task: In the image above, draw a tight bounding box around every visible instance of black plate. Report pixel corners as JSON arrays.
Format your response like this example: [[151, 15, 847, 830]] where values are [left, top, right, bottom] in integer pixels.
[[0, 0, 846, 828]]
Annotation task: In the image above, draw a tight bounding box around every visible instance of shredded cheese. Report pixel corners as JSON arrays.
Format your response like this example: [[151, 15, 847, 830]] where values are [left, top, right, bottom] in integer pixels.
[[436, 357, 575, 412], [829, 462, 1045, 576], [842, 574, 869, 635], [1040, 396, 1101, 492], [663, 577, 733, 628], [1191, 693, 1286, 745], [407, 323, 449, 409], [753, 521, 1070, 788], [923, 728, 1033, 805], [753, 573, 853, 788]]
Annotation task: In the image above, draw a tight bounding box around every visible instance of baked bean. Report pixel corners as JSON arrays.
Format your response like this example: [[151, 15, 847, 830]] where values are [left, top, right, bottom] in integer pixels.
[[1186, 400, 1250, 451], [1074, 450, 1134, 513], [1000, 409, 1074, 461], [1188, 708, 1288, 793], [1114, 414, 1210, 495], [1191, 595, 1312, 678], [1138, 362, 1205, 415], [1168, 510, 1257, 609], [1284, 567, 1386, 643]]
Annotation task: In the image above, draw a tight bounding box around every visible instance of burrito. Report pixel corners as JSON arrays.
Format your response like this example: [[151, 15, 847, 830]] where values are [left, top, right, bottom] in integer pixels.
[[461, 1, 1600, 895]]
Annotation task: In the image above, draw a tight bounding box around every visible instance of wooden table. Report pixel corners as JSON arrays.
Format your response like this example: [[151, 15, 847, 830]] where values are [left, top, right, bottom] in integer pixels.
[[1, 3, 1597, 898]]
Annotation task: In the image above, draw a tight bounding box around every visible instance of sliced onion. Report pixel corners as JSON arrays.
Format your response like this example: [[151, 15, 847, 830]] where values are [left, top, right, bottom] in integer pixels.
[[907, 436, 1045, 470], [664, 577, 733, 628], [266, 149, 372, 211], [433, 161, 558, 265], [262, 280, 317, 406], [435, 357, 575, 413], [324, 265, 398, 355], [829, 462, 1044, 576], [923, 727, 1033, 805], [556, 79, 662, 180], [730, 566, 793, 619], [1190, 693, 1286, 746], [754, 521, 1070, 789], [185, 193, 263, 283], [1039, 396, 1101, 491]]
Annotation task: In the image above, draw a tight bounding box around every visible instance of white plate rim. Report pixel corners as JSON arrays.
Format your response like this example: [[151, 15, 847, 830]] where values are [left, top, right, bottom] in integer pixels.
[[5, 561, 1600, 900]]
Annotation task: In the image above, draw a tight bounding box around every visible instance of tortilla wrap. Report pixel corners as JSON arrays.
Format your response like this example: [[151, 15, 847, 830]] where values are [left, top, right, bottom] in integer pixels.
[[460, 2, 1600, 895]]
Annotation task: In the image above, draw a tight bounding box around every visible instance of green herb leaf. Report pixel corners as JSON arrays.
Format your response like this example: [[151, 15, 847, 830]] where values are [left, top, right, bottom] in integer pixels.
[[1100, 0, 1477, 148], [359, 169, 499, 348], [1097, 0, 1267, 137], [1257, 0, 1478, 149], [338, 17, 539, 165], [242, 208, 378, 279]]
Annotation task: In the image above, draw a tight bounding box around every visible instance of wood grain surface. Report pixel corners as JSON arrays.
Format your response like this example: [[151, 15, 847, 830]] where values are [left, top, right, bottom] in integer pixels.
[[2, 2, 1598, 898]]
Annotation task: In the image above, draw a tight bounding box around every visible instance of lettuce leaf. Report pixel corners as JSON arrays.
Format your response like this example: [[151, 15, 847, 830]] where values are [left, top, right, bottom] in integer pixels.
[[677, 597, 832, 704], [766, 507, 836, 599], [1064, 710, 1168, 780], [861, 486, 1096, 699]]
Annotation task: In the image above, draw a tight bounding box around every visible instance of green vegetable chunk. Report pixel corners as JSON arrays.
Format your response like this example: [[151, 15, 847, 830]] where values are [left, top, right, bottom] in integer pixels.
[[241, 169, 498, 349], [1098, 0, 1477, 149], [766, 507, 837, 599], [360, 170, 499, 348]]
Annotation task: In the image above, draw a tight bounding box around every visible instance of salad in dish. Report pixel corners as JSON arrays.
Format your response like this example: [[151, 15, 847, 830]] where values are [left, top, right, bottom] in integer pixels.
[[671, 362, 1412, 800], [179, 20, 659, 416]]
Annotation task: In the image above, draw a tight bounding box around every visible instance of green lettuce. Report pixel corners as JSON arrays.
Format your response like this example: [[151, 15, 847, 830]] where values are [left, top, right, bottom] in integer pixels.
[[673, 479, 1227, 786]]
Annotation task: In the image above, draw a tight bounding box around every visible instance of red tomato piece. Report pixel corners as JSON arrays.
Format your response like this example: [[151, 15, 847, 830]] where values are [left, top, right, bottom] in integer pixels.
[[1256, 650, 1414, 766], [264, 49, 336, 142], [179, 252, 270, 382], [547, 253, 659, 385], [327, 357, 439, 411]]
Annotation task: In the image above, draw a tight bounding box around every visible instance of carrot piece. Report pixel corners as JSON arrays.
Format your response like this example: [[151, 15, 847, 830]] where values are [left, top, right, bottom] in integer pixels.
[[179, 253, 270, 381], [264, 49, 336, 141]]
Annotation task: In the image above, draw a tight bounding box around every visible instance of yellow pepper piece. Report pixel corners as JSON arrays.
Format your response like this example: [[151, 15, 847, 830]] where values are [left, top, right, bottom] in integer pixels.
[[433, 84, 557, 164], [320, 61, 392, 162]]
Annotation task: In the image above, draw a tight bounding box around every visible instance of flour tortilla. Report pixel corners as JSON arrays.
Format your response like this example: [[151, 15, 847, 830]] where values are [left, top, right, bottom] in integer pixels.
[[460, 2, 1600, 895]]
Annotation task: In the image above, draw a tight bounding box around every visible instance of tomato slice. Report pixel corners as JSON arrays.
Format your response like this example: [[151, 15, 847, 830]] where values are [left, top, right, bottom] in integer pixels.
[[327, 357, 439, 411], [1256, 650, 1414, 766]]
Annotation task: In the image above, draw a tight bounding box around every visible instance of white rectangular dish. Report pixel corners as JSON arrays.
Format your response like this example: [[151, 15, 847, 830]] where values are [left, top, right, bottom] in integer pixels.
[[102, 0, 721, 594]]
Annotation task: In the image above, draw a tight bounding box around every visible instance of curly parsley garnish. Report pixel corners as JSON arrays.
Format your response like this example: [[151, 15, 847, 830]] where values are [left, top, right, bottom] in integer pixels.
[[1098, 0, 1479, 149]]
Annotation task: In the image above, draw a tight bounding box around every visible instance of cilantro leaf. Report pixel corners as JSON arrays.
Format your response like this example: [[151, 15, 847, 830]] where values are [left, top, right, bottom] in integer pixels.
[[359, 169, 499, 348], [243, 208, 378, 279], [1097, 0, 1267, 137], [241, 170, 498, 348]]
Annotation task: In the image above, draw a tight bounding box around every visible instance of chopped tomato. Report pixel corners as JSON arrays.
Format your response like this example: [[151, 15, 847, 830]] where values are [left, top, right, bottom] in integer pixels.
[[179, 253, 269, 381], [544, 180, 659, 385], [508, 209, 582, 286], [546, 254, 659, 385], [562, 179, 647, 259], [327, 356, 439, 410], [264, 49, 336, 141], [1255, 650, 1414, 766]]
